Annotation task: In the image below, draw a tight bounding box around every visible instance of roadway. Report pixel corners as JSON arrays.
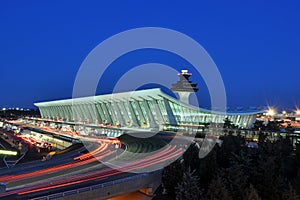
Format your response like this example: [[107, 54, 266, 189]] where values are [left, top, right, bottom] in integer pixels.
[[0, 128, 185, 199], [0, 138, 114, 198]]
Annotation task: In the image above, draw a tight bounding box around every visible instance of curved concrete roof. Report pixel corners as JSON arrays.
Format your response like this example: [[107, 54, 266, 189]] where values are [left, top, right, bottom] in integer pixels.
[[35, 88, 264, 116]]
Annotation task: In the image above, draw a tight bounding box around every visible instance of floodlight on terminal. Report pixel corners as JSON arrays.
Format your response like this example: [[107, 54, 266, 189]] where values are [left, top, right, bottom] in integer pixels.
[[267, 108, 276, 116]]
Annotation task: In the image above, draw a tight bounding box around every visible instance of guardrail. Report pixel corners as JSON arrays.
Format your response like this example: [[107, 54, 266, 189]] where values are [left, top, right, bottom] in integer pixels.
[[30, 173, 154, 200]]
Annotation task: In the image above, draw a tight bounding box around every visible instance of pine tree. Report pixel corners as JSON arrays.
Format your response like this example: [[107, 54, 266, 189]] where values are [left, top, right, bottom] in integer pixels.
[[283, 184, 298, 200], [206, 176, 232, 200], [175, 167, 202, 200], [200, 147, 218, 187], [294, 168, 300, 196], [244, 184, 261, 200], [162, 159, 184, 197], [226, 164, 249, 200], [254, 156, 281, 199]]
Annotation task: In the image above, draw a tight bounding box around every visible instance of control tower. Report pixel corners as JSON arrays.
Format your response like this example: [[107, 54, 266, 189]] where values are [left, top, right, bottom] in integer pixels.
[[171, 69, 198, 104]]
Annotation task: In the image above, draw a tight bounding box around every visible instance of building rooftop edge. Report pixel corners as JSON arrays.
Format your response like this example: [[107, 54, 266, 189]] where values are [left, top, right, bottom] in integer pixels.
[[34, 88, 265, 115]]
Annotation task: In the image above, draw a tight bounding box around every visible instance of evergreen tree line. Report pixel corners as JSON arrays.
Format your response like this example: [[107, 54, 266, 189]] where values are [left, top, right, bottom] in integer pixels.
[[162, 133, 300, 200]]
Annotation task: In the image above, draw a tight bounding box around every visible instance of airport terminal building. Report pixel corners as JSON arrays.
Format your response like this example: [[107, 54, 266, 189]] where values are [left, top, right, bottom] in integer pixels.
[[35, 88, 262, 130], [35, 71, 263, 130]]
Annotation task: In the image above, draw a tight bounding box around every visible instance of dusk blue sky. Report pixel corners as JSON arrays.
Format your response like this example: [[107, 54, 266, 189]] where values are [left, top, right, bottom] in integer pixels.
[[1, 1, 300, 110]]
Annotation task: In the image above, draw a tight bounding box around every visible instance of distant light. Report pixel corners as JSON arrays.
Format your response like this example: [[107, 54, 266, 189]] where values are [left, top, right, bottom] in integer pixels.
[[267, 108, 276, 116], [2, 108, 6, 111], [0, 150, 18, 156], [282, 110, 287, 115], [296, 110, 300, 116]]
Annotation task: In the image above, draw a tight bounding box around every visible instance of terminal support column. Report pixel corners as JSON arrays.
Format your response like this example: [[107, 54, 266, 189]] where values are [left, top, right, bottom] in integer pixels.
[[163, 99, 177, 125]]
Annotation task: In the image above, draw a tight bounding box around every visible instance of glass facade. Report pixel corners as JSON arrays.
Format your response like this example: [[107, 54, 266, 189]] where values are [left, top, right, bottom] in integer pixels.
[[35, 89, 261, 129]]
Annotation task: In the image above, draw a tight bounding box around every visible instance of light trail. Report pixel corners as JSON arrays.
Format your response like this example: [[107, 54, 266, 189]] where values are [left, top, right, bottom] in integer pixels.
[[16, 145, 184, 195], [0, 128, 184, 199], [0, 140, 110, 183]]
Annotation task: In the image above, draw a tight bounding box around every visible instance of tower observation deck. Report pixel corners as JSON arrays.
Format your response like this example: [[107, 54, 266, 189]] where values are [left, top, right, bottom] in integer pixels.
[[171, 70, 198, 104]]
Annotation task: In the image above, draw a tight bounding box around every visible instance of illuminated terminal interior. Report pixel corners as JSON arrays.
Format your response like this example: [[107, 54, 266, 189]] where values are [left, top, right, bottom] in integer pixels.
[[34, 88, 263, 130]]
